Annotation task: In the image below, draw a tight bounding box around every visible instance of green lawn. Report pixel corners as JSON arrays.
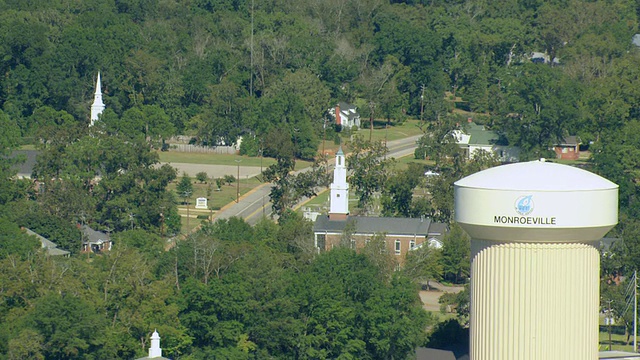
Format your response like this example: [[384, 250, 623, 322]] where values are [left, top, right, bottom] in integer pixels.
[[394, 155, 435, 170], [357, 118, 425, 143], [158, 152, 313, 170], [170, 176, 266, 234], [321, 119, 425, 155], [599, 328, 635, 352]]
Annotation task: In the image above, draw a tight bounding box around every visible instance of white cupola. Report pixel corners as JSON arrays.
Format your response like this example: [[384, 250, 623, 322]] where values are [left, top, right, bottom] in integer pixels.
[[148, 330, 162, 358]]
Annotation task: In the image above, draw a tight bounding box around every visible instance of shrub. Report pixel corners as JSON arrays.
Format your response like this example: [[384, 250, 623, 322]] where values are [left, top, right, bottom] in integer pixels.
[[195, 172, 208, 183], [223, 174, 236, 184]]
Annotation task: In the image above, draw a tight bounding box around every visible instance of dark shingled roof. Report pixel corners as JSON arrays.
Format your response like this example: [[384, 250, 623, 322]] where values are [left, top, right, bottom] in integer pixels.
[[314, 215, 434, 236], [24, 228, 70, 256], [10, 150, 39, 178], [554, 135, 580, 146], [81, 225, 110, 243], [415, 348, 457, 360]]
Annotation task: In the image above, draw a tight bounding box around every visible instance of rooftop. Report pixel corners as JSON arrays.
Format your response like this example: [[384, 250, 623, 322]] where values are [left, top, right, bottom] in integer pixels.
[[314, 215, 438, 236]]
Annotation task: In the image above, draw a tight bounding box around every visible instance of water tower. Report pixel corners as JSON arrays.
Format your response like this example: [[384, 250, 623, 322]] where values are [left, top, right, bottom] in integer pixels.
[[454, 160, 618, 360]]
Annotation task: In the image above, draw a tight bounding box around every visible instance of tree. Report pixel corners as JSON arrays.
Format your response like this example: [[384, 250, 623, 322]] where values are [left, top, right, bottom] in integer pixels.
[[6, 329, 44, 360], [195, 171, 208, 184], [381, 163, 425, 217], [263, 157, 330, 217], [363, 275, 431, 359], [0, 218, 40, 260], [441, 223, 470, 284], [414, 114, 461, 168], [25, 293, 108, 359], [346, 136, 392, 211], [176, 173, 194, 203], [493, 64, 581, 159], [402, 244, 443, 285], [19, 210, 82, 254], [360, 232, 396, 276], [0, 110, 24, 206]]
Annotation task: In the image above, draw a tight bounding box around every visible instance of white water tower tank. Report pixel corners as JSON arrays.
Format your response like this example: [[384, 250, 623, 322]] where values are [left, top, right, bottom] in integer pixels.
[[454, 160, 618, 360]]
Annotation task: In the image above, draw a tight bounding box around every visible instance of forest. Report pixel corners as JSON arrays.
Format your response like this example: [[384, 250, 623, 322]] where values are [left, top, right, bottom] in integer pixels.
[[3, 0, 640, 357]]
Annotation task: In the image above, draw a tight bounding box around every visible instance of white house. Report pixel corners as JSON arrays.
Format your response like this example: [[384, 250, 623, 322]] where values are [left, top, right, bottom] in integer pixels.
[[327, 102, 360, 129], [453, 121, 519, 162]]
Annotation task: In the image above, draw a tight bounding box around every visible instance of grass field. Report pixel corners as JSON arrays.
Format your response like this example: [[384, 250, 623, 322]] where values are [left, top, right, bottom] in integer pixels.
[[158, 152, 313, 170], [170, 176, 265, 234], [320, 119, 425, 155], [599, 328, 635, 352]]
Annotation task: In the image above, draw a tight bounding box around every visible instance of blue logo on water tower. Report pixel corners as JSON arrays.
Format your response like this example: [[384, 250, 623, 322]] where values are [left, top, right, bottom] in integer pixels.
[[515, 195, 534, 215]]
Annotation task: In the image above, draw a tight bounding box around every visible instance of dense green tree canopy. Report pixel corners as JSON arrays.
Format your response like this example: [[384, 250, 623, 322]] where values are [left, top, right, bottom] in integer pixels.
[[3, 0, 640, 357]]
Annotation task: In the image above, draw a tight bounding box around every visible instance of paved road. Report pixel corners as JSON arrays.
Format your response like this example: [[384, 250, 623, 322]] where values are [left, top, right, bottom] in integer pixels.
[[213, 135, 422, 225]]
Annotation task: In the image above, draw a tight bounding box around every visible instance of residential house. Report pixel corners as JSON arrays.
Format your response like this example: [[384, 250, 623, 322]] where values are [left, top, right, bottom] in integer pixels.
[[552, 135, 580, 160], [327, 102, 361, 129], [530, 52, 560, 65], [453, 120, 519, 162], [23, 228, 70, 256], [313, 149, 447, 265], [81, 225, 112, 253]]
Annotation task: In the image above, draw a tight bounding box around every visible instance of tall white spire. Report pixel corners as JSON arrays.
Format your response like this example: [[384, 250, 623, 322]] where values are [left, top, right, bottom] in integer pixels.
[[90, 72, 105, 126], [148, 330, 162, 358], [329, 147, 349, 219]]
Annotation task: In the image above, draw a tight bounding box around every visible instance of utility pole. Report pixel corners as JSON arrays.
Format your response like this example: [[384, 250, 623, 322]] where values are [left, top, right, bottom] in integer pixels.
[[420, 84, 425, 123], [369, 101, 375, 141], [605, 299, 614, 351], [182, 191, 192, 233], [322, 117, 327, 157], [235, 159, 242, 203], [635, 270, 638, 353]]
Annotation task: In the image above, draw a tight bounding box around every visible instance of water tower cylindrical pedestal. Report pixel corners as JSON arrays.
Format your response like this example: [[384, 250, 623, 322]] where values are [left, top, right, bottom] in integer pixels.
[[455, 161, 618, 360]]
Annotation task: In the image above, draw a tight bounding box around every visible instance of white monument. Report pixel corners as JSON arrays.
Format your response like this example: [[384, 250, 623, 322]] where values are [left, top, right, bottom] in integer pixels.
[[90, 72, 105, 126], [454, 160, 618, 360], [195, 197, 208, 209]]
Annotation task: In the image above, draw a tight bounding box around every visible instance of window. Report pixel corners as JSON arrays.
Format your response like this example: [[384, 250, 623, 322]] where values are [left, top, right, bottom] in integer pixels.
[[338, 157, 342, 166], [410, 240, 416, 250], [395, 240, 401, 255], [350, 239, 356, 249], [316, 234, 326, 252], [365, 238, 370, 246]]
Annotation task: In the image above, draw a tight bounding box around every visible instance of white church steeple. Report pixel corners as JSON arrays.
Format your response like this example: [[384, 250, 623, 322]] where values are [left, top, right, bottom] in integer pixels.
[[329, 147, 349, 220], [90, 72, 105, 126], [148, 330, 162, 358]]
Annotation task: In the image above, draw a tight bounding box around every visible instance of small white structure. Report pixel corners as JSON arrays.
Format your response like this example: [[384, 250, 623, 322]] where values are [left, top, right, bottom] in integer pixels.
[[135, 330, 170, 359], [90, 72, 105, 126], [195, 197, 208, 209], [329, 147, 349, 220], [455, 160, 618, 360]]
